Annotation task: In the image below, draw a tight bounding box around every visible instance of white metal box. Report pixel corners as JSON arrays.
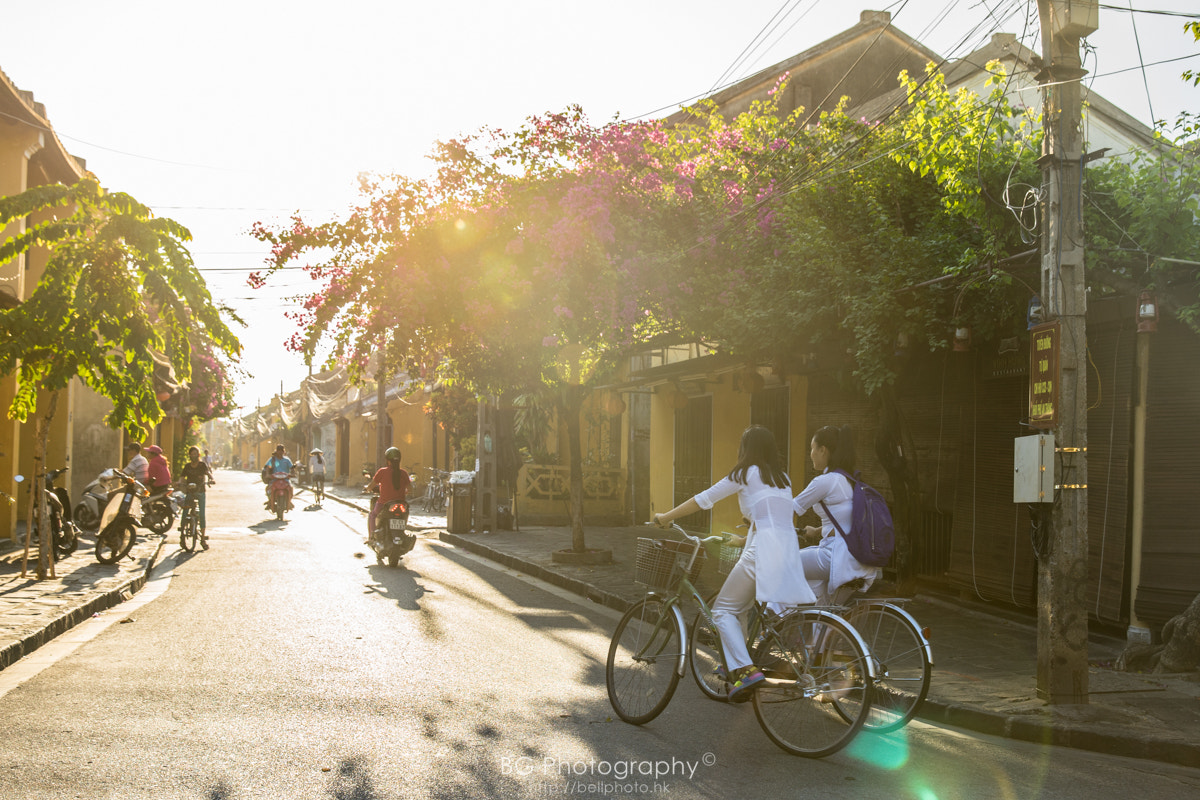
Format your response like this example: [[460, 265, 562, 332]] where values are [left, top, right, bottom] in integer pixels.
[[1014, 434, 1055, 503]]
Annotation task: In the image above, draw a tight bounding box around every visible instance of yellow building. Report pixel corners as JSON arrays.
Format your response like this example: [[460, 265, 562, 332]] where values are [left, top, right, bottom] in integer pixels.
[[0, 68, 88, 540]]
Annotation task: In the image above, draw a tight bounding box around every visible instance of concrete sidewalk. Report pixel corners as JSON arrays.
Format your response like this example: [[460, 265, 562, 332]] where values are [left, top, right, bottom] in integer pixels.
[[3, 477, 1199, 769]]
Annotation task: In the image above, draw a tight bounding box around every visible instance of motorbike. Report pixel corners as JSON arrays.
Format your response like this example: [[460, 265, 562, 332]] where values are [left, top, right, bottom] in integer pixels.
[[267, 472, 292, 521], [95, 468, 149, 564], [140, 487, 176, 533], [20, 468, 79, 561], [370, 497, 414, 567], [73, 470, 116, 530]]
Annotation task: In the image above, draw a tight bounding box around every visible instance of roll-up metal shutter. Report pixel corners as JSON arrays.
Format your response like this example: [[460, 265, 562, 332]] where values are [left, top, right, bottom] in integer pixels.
[[1137, 317, 1200, 630], [945, 354, 1037, 607], [1085, 304, 1135, 627]]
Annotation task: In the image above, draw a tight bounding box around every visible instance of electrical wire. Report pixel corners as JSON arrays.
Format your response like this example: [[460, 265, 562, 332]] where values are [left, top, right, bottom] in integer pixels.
[[1126, 0, 1158, 126]]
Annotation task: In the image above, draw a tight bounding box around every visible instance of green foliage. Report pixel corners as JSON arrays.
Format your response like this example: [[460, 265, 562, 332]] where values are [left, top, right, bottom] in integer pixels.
[[423, 382, 477, 453], [1084, 143, 1200, 328], [0, 178, 242, 435]]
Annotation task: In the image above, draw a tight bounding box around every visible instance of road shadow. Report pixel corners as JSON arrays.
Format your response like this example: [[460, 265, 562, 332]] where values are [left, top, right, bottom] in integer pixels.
[[362, 562, 432, 611], [249, 519, 290, 533]]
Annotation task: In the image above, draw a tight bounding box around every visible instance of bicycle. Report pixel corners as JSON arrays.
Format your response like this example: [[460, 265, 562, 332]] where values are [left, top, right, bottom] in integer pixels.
[[694, 548, 932, 734], [834, 587, 932, 733], [421, 468, 449, 513], [176, 482, 205, 552], [606, 523, 876, 758]]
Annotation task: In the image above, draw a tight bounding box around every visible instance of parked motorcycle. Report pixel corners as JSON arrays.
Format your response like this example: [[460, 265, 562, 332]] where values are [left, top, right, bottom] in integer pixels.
[[370, 498, 414, 567], [140, 487, 176, 533], [267, 472, 292, 521], [21, 468, 79, 561], [73, 470, 119, 531], [95, 468, 148, 564]]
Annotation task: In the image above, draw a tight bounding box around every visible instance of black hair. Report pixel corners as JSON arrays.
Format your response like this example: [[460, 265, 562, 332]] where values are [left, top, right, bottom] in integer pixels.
[[812, 425, 856, 472], [729, 425, 790, 489], [388, 450, 404, 491], [315, 453, 324, 466]]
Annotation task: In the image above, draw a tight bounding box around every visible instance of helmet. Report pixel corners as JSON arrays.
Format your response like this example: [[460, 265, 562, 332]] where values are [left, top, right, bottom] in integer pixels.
[[145, 445, 163, 456], [384, 447, 401, 462]]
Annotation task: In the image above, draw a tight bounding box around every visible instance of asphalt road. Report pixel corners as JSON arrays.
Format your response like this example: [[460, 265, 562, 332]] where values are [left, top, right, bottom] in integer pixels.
[[0, 471, 1198, 799]]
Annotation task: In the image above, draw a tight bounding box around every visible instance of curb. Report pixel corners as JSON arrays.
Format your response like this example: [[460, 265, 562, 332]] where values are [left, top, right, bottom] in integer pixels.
[[0, 534, 166, 672], [434, 529, 1200, 769], [917, 698, 1200, 768], [441, 532, 634, 615]]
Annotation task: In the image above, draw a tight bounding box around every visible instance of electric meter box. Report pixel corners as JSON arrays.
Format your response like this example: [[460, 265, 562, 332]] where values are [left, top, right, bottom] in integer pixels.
[[1014, 434, 1055, 503]]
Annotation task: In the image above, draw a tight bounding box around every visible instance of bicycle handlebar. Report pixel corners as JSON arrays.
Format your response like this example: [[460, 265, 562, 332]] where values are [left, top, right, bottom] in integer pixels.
[[644, 520, 725, 545]]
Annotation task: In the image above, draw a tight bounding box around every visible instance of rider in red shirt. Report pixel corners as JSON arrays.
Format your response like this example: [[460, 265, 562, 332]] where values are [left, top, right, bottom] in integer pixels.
[[144, 445, 172, 492], [367, 447, 410, 542]]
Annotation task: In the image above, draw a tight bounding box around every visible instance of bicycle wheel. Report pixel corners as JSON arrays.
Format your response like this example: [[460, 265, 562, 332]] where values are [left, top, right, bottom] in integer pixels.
[[752, 610, 872, 758], [95, 522, 135, 564], [180, 508, 198, 552], [606, 597, 684, 725], [850, 604, 931, 733], [689, 604, 728, 702]]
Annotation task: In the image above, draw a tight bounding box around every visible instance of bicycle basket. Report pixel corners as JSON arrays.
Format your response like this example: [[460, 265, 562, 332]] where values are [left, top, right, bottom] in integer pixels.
[[716, 543, 742, 577], [634, 538, 706, 590]]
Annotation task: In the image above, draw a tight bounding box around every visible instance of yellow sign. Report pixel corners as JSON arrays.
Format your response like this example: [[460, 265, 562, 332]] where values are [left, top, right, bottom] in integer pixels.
[[1029, 322, 1059, 429]]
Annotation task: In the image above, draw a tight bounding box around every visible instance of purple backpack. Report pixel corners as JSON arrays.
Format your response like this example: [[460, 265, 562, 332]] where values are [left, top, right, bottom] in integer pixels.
[[820, 469, 895, 568]]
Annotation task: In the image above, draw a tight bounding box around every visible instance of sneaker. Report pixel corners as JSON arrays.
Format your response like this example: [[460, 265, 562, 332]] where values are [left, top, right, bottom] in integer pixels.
[[727, 667, 765, 703]]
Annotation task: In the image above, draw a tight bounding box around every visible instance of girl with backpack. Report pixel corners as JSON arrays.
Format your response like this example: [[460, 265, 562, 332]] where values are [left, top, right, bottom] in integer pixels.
[[653, 426, 815, 702], [792, 425, 879, 603]]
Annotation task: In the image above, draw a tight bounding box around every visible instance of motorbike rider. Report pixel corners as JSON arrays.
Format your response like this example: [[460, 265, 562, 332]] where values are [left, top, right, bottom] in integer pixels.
[[263, 444, 294, 510], [178, 446, 215, 548], [144, 445, 172, 492], [124, 443, 149, 483], [366, 447, 411, 544]]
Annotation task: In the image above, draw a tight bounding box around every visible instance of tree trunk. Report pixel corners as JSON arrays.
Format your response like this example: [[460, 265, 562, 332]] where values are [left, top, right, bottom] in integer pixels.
[[30, 395, 58, 580], [376, 372, 388, 467], [874, 388, 917, 593], [562, 385, 587, 553]]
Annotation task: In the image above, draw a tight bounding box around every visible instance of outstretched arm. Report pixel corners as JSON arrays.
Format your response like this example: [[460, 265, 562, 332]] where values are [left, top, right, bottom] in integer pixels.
[[653, 497, 702, 529]]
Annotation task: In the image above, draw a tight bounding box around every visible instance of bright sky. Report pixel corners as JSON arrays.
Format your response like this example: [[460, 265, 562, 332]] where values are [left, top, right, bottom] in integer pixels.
[[4, 1, 1197, 413]]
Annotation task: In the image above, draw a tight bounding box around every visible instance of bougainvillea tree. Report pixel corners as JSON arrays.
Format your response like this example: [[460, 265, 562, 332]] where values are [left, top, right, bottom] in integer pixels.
[[252, 108, 699, 552]]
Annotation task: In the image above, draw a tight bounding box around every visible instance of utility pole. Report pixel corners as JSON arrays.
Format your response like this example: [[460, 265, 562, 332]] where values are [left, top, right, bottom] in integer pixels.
[[1035, 0, 1097, 704]]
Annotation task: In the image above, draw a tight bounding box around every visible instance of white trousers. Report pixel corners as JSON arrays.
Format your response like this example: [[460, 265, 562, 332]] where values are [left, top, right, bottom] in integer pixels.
[[712, 548, 758, 671], [799, 539, 834, 603]]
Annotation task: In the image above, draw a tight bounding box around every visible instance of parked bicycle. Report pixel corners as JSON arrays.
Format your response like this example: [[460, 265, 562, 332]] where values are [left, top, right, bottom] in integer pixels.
[[420, 468, 449, 513], [605, 524, 876, 758]]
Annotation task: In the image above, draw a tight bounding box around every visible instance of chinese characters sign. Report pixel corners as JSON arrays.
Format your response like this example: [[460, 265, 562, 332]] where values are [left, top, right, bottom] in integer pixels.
[[1029, 322, 1059, 429]]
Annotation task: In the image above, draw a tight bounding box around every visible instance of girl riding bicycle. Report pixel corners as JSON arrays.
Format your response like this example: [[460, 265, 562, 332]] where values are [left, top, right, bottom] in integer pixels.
[[793, 425, 878, 603], [308, 449, 326, 502], [653, 425, 815, 702]]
